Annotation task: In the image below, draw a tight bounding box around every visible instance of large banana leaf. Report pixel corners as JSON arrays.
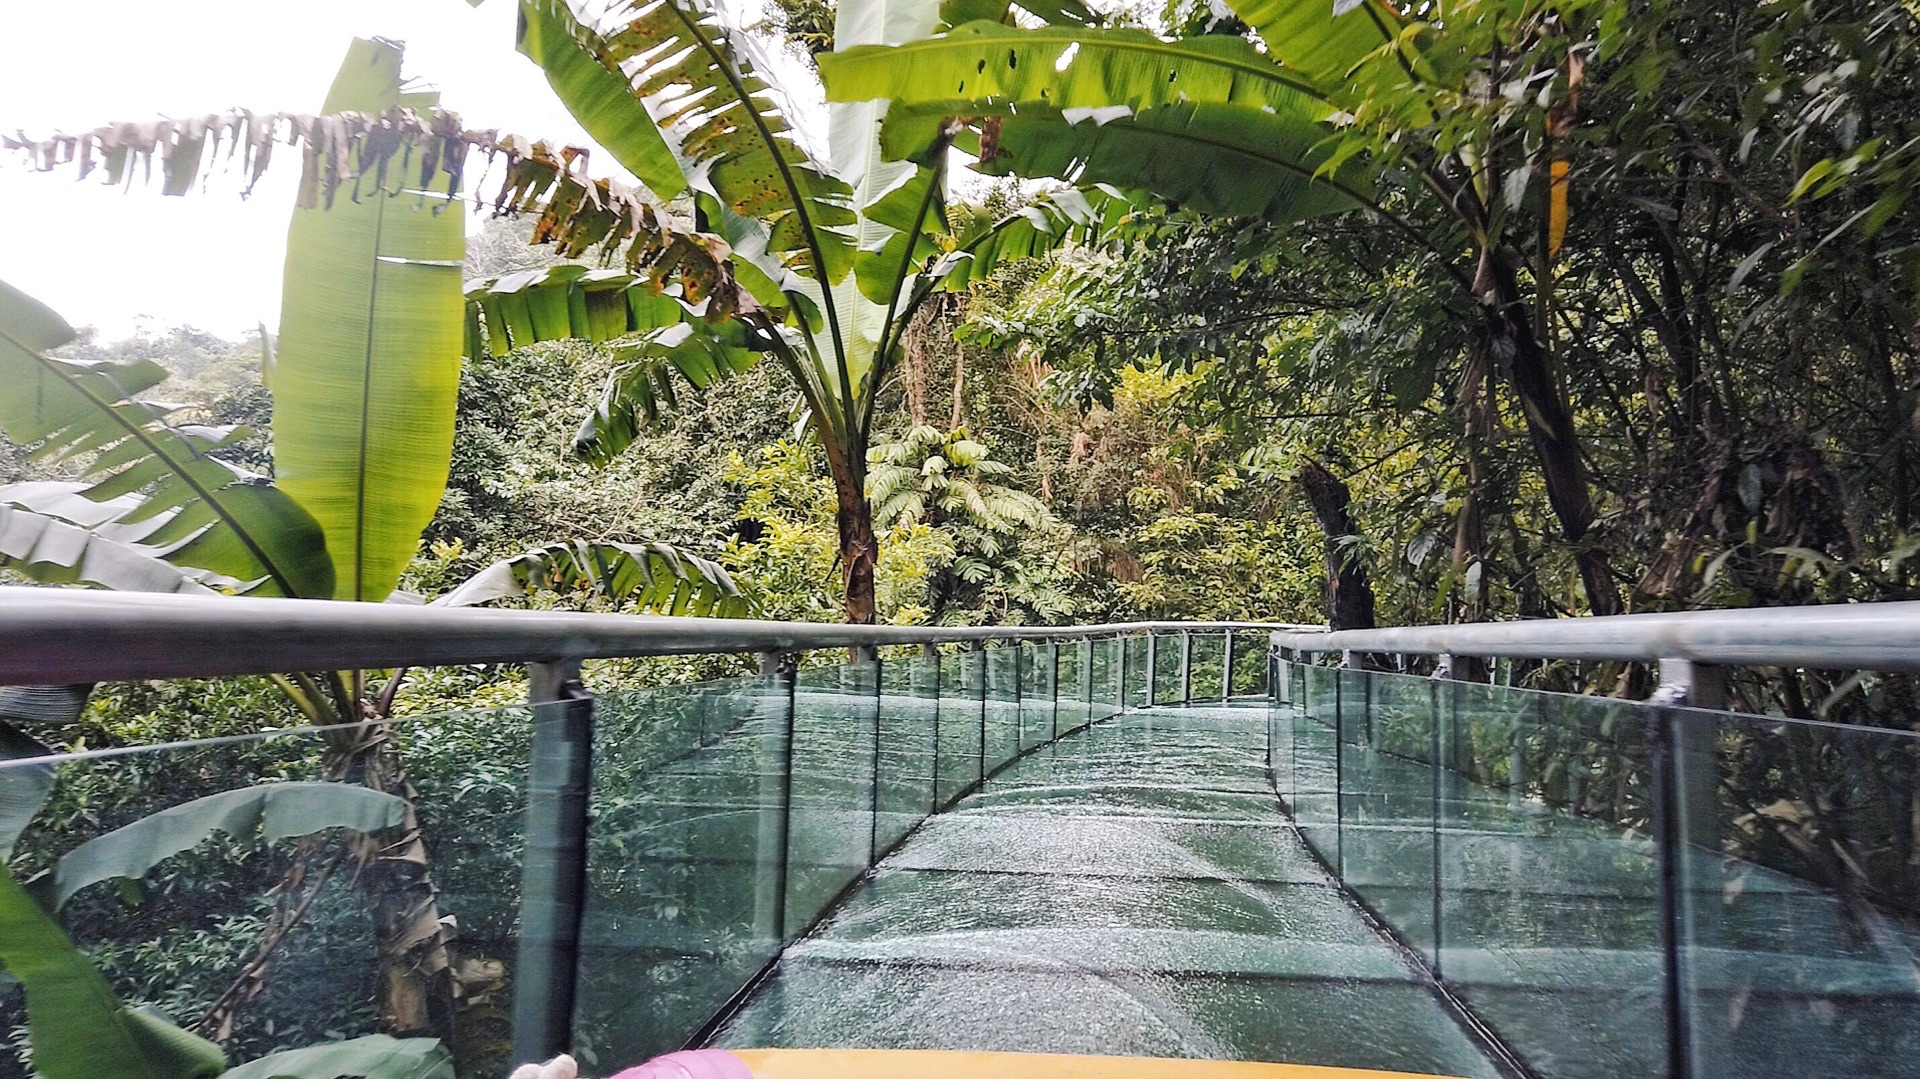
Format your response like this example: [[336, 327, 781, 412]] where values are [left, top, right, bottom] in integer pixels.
[[0, 684, 83, 860], [1224, 0, 1401, 90], [1, 731, 55, 863], [0, 497, 225, 595], [517, 0, 686, 199], [464, 265, 751, 356], [819, 21, 1331, 117], [0, 281, 334, 598], [271, 39, 466, 603], [884, 101, 1363, 223], [853, 166, 944, 304], [219, 1036, 453, 1079], [516, 0, 856, 283], [934, 184, 1139, 291], [36, 782, 406, 910], [436, 539, 754, 616], [832, 0, 944, 252], [573, 322, 767, 462], [936, 0, 1097, 28], [0, 867, 226, 1079]]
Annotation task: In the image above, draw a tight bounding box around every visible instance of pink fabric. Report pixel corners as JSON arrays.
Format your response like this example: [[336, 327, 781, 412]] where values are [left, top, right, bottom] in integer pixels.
[[607, 1050, 754, 1079]]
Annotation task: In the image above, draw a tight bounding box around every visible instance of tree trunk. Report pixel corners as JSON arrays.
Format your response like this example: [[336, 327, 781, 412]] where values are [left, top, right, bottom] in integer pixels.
[[1450, 465, 1488, 620], [1481, 250, 1622, 616], [949, 338, 966, 429], [824, 443, 879, 626], [1299, 458, 1376, 632], [200, 716, 458, 1043], [332, 726, 456, 1038], [903, 317, 929, 427]]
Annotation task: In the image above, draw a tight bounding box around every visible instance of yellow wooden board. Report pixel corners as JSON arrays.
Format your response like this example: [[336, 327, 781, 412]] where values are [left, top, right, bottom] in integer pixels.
[[729, 1049, 1467, 1079]]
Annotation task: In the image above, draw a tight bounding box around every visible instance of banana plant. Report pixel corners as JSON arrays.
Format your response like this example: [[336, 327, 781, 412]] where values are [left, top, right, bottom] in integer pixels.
[[0, 37, 745, 1047], [818, 0, 1624, 615], [457, 0, 1139, 623], [7, 0, 1132, 625], [2, 849, 451, 1079]]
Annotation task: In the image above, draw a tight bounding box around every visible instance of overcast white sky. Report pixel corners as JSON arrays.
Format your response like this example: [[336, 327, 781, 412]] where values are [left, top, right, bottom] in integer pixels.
[[0, 0, 823, 340]]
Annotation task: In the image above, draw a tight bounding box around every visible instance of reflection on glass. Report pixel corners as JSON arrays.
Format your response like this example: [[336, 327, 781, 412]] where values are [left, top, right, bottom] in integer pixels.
[[1677, 710, 1920, 1079]]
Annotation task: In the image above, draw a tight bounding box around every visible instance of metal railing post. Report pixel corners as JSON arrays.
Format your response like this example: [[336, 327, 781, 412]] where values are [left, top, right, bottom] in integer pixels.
[[1145, 632, 1157, 706], [867, 650, 883, 868], [1049, 641, 1061, 742], [1013, 639, 1025, 749], [1121, 629, 1136, 706], [974, 641, 987, 785], [1081, 638, 1094, 726], [511, 659, 593, 1066], [750, 652, 795, 949], [924, 643, 942, 813], [1650, 658, 1722, 1079], [1222, 632, 1236, 700], [1180, 630, 1193, 703], [1332, 654, 1345, 876], [1427, 654, 1456, 982]]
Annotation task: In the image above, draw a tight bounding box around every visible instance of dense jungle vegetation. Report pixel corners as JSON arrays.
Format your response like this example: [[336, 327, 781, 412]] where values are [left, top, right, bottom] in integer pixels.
[[3, 0, 1919, 1075]]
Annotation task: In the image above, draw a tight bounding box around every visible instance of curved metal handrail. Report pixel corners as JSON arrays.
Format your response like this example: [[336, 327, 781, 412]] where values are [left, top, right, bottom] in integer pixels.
[[0, 585, 1310, 684]]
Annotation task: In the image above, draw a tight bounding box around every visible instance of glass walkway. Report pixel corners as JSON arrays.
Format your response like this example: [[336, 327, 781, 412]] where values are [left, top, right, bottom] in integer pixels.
[[710, 701, 1499, 1077], [8, 624, 1920, 1079]]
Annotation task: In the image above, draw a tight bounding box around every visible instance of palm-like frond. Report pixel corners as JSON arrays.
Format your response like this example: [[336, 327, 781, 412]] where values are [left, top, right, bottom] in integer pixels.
[[0, 494, 225, 595], [573, 321, 768, 463], [866, 425, 1045, 534], [820, 21, 1330, 116], [0, 281, 333, 598], [5, 100, 764, 324], [523, 0, 857, 282], [436, 538, 755, 616], [464, 265, 760, 357]]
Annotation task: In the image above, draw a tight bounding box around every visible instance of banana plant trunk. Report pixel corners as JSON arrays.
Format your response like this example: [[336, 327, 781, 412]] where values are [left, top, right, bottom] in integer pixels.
[[825, 441, 880, 626], [324, 720, 457, 1038]]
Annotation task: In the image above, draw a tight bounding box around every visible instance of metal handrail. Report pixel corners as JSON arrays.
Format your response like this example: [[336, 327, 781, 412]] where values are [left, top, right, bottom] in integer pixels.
[[1269, 599, 1920, 672], [0, 586, 1309, 685]]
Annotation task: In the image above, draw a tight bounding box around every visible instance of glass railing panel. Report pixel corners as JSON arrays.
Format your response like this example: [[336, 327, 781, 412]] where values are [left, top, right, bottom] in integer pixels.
[[936, 650, 983, 808], [1268, 658, 1294, 799], [1153, 633, 1183, 705], [1229, 632, 1267, 697], [1190, 632, 1227, 700], [984, 645, 1022, 777], [577, 675, 786, 1065], [1123, 634, 1149, 708], [2, 705, 537, 1078], [784, 662, 879, 939], [1437, 679, 1660, 1079], [1675, 709, 1920, 1079], [1090, 638, 1116, 721], [1337, 670, 1439, 966], [1057, 640, 1088, 736], [875, 653, 939, 854], [1291, 663, 1341, 866], [1018, 641, 1055, 752]]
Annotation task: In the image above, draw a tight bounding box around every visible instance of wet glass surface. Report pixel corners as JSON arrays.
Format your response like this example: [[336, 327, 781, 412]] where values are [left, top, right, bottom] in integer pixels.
[[715, 701, 1501, 1078]]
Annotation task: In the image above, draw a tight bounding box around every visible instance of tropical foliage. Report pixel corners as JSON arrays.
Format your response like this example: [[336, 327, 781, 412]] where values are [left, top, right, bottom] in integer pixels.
[[0, 36, 745, 1078], [7, 0, 1920, 1073], [453, 0, 1138, 623], [822, 0, 1920, 627]]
